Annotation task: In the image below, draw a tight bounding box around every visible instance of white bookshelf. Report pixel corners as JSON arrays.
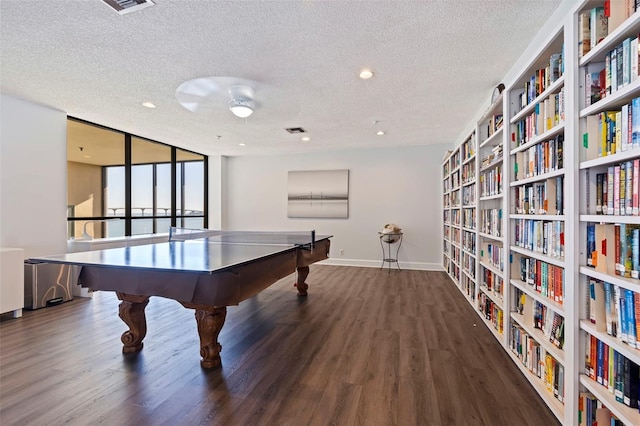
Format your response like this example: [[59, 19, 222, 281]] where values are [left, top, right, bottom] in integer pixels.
[[476, 92, 507, 344], [503, 10, 573, 418], [440, 2, 640, 424], [576, 1, 640, 425]]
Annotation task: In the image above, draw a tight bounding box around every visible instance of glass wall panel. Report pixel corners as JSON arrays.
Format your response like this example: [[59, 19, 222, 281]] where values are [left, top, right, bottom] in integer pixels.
[[67, 119, 125, 239], [132, 137, 172, 234], [105, 166, 125, 237], [177, 148, 205, 229]]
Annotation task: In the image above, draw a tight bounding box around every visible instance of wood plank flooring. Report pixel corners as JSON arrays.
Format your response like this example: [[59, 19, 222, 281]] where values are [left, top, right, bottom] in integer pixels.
[[0, 266, 560, 425]]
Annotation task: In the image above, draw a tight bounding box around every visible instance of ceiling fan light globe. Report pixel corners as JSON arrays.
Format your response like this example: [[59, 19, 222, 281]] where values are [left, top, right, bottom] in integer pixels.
[[230, 105, 254, 118]]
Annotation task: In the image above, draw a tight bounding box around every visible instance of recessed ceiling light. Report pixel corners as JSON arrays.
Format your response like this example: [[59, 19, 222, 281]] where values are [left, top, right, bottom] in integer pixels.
[[239, 143, 246, 146], [376, 130, 385, 136], [83, 155, 91, 158], [359, 69, 374, 79], [301, 136, 310, 142], [142, 102, 156, 108]]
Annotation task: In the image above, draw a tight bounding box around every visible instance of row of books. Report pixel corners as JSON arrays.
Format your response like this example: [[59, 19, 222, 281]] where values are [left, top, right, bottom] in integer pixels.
[[479, 164, 502, 198], [579, 6, 608, 59], [578, 392, 625, 426], [579, 1, 639, 58], [462, 230, 475, 253], [513, 89, 565, 146], [450, 170, 461, 188], [517, 51, 564, 110], [451, 246, 460, 263], [478, 293, 503, 334], [462, 137, 475, 161], [586, 32, 640, 107], [451, 228, 461, 246], [583, 104, 640, 160], [516, 290, 565, 350], [586, 223, 640, 279], [588, 278, 640, 350], [513, 219, 565, 259], [461, 274, 475, 301], [449, 190, 460, 208], [592, 160, 640, 216], [462, 252, 476, 279], [515, 286, 564, 348], [513, 177, 564, 216], [461, 160, 475, 183], [481, 268, 503, 298], [480, 241, 504, 272], [509, 323, 565, 404], [450, 263, 460, 282], [462, 183, 476, 206], [487, 114, 503, 137], [450, 149, 461, 169], [451, 208, 460, 225], [462, 209, 475, 230], [586, 334, 640, 409], [513, 254, 565, 305], [513, 134, 564, 180], [481, 144, 503, 169], [479, 208, 502, 237]]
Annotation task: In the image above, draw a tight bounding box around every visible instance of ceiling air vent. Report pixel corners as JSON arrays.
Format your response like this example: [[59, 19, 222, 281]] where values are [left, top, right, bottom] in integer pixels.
[[285, 127, 306, 134], [101, 0, 155, 15]]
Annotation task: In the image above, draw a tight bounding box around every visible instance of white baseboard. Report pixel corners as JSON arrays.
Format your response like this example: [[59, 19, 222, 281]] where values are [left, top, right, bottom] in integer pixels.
[[319, 258, 443, 271]]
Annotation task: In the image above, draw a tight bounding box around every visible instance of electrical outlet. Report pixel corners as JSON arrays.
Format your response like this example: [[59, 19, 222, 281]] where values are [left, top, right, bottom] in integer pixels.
[[339, 249, 344, 256]]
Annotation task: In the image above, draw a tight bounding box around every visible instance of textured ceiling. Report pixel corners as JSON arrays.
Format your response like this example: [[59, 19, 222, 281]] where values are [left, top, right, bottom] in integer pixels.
[[0, 0, 562, 157]]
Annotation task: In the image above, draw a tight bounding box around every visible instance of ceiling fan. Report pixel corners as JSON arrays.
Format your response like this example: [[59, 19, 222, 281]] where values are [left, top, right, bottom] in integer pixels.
[[175, 76, 266, 118]]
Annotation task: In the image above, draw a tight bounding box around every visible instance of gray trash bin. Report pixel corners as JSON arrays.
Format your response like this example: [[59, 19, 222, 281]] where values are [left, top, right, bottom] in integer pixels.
[[23, 261, 80, 309]]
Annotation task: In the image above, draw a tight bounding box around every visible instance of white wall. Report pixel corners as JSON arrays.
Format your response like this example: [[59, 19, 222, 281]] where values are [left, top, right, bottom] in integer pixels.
[[225, 144, 450, 270], [0, 94, 68, 257], [207, 155, 227, 229]]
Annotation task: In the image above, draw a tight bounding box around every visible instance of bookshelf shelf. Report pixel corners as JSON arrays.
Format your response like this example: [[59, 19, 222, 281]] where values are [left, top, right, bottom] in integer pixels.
[[510, 76, 565, 124], [480, 128, 504, 149], [475, 308, 504, 341], [579, 11, 640, 66], [579, 266, 640, 294], [579, 147, 640, 169], [479, 285, 504, 308], [509, 246, 565, 268], [579, 79, 640, 118], [479, 259, 504, 276], [509, 168, 565, 186], [440, 3, 640, 424], [579, 214, 640, 224], [509, 123, 565, 155], [506, 349, 565, 420], [579, 374, 640, 426], [580, 320, 640, 365], [510, 278, 566, 315]]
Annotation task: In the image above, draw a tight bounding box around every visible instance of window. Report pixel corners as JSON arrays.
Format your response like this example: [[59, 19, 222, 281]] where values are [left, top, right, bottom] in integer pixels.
[[67, 119, 208, 239]]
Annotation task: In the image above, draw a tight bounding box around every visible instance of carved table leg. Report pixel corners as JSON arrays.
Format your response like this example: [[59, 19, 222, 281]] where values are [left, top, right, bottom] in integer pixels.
[[181, 304, 227, 368], [296, 266, 310, 296], [116, 292, 150, 353]]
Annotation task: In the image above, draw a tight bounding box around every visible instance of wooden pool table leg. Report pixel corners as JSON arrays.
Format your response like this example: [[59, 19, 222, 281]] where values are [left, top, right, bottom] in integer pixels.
[[296, 266, 310, 296], [182, 303, 227, 369], [116, 292, 150, 353]]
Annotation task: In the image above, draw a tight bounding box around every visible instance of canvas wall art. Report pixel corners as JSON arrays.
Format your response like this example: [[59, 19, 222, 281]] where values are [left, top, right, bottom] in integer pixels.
[[287, 169, 349, 218]]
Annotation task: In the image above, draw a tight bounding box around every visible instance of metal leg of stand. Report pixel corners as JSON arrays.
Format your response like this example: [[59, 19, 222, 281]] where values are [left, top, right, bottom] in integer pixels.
[[379, 233, 403, 273]]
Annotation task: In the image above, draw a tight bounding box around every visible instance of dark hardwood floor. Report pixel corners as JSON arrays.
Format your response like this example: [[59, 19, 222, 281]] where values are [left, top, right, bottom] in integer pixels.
[[0, 266, 560, 425]]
